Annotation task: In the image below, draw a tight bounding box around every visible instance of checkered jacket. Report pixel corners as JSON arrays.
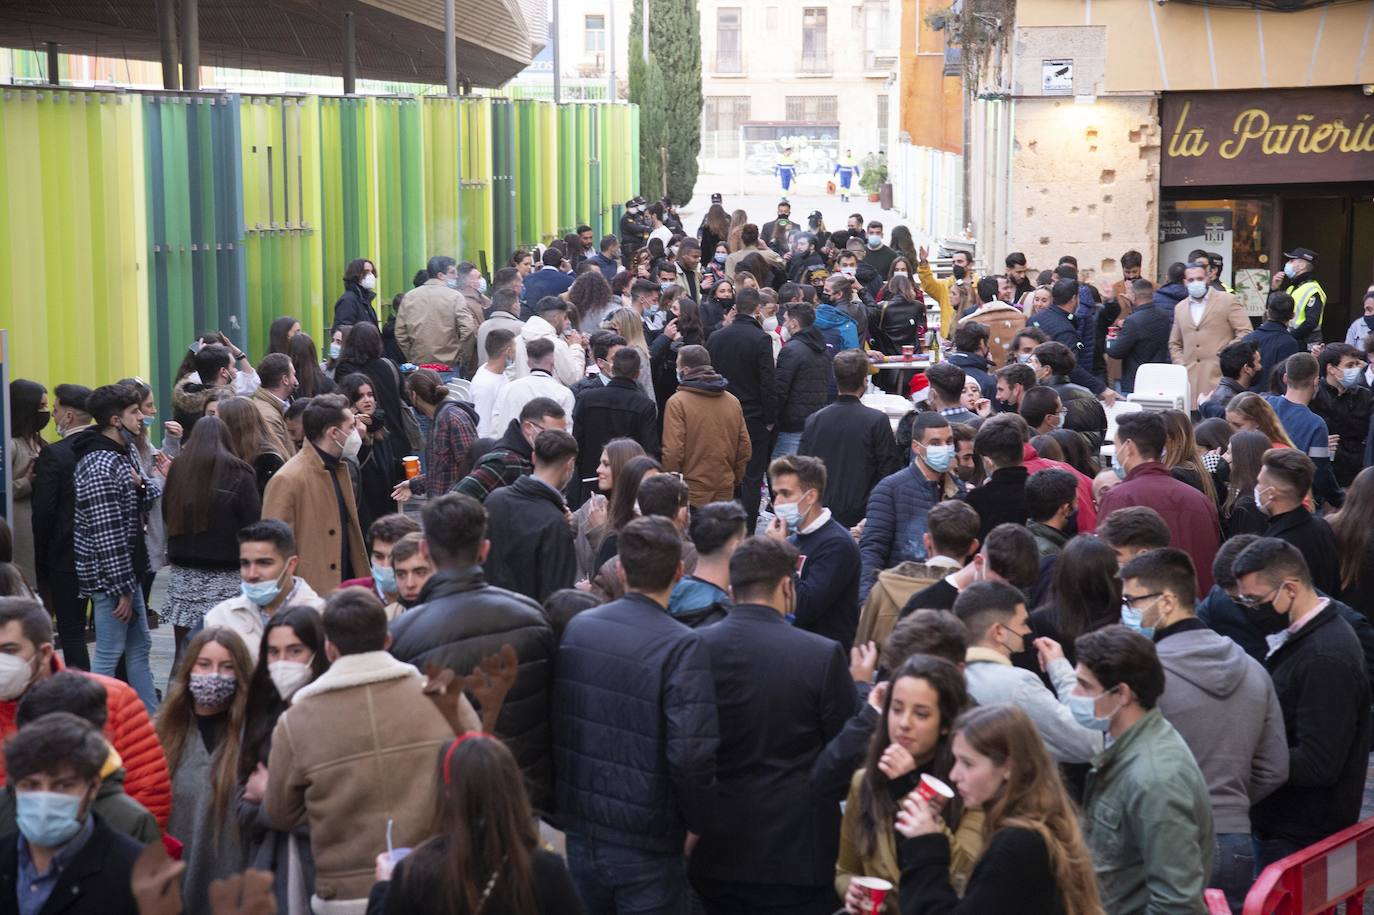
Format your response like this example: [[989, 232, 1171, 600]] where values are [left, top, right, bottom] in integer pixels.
[[74, 437, 161, 597]]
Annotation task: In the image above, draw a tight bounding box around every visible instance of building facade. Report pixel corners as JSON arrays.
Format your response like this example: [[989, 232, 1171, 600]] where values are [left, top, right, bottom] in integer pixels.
[[552, 0, 901, 184], [965, 0, 1374, 330]]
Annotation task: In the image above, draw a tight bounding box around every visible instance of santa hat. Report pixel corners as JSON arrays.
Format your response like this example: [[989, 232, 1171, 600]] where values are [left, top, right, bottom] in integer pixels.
[[909, 372, 930, 404]]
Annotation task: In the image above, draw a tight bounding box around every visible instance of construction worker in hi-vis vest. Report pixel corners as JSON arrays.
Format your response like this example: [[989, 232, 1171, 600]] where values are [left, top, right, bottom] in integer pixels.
[[776, 147, 797, 193], [1271, 247, 1326, 346]]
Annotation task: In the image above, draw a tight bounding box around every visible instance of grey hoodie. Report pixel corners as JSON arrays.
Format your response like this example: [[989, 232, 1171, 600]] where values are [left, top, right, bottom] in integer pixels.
[[1155, 621, 1289, 834]]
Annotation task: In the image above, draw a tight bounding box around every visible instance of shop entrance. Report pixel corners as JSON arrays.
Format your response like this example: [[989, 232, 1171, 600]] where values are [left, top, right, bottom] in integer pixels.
[[1282, 193, 1374, 335]]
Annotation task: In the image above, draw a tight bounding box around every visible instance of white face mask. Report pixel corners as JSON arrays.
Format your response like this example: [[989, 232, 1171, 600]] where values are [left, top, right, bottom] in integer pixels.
[[268, 659, 314, 699], [0, 653, 35, 701], [762, 316, 778, 333], [339, 427, 363, 461], [360, 273, 376, 291]]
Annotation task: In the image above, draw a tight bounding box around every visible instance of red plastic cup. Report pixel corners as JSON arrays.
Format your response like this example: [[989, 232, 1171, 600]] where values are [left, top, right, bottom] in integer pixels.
[[901, 344, 915, 363], [915, 773, 955, 810], [851, 876, 893, 912], [402, 456, 420, 479]]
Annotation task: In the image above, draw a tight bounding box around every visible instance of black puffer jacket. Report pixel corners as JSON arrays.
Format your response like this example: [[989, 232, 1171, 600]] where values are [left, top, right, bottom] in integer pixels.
[[331, 280, 379, 332], [867, 294, 927, 356], [551, 593, 718, 853], [388, 565, 556, 813], [775, 326, 833, 433]]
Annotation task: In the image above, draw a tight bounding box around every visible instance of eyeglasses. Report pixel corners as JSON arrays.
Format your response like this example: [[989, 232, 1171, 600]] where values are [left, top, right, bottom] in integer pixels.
[[1121, 592, 1162, 611], [1233, 581, 1290, 609]]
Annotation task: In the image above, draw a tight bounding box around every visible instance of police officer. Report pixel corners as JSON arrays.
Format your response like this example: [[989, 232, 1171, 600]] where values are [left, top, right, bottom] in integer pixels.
[[1271, 247, 1326, 346], [618, 196, 650, 267]]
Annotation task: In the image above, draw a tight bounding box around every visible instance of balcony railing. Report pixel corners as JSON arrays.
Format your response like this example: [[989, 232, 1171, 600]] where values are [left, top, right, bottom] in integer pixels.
[[715, 49, 743, 73], [798, 48, 832, 74]]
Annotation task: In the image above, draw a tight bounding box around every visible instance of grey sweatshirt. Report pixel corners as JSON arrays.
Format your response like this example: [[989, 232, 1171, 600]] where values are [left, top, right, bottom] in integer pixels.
[[1155, 622, 1290, 834]]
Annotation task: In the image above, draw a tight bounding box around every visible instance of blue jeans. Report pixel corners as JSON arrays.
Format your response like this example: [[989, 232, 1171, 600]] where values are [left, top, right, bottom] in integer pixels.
[[1211, 833, 1255, 914], [770, 431, 802, 461], [91, 590, 158, 714], [1252, 835, 1303, 874], [565, 834, 688, 915]]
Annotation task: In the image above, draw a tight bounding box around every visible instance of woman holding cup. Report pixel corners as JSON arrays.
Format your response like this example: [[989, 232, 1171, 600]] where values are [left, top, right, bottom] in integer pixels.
[[836, 656, 984, 913], [571, 439, 645, 581], [894, 704, 1102, 914]]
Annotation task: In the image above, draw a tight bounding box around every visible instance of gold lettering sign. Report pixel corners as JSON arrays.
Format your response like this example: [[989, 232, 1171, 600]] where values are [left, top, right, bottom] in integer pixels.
[[1161, 89, 1374, 187]]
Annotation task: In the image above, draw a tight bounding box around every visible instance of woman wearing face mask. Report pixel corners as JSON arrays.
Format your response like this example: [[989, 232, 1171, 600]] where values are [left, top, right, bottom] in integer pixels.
[[702, 242, 730, 293], [332, 258, 381, 334], [162, 416, 261, 669], [894, 704, 1102, 915], [9, 380, 49, 590], [238, 606, 330, 913], [836, 656, 983, 913], [156, 627, 252, 913], [703, 277, 735, 337], [333, 322, 413, 450], [649, 298, 706, 416], [289, 333, 338, 397], [877, 258, 914, 303], [339, 374, 406, 533]]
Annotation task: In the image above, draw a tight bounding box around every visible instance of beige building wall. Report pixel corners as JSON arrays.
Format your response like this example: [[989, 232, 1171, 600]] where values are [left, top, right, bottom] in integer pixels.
[[969, 0, 1374, 284]]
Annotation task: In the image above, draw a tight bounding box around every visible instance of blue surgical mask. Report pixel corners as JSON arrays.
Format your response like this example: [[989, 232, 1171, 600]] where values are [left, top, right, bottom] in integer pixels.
[[141, 415, 156, 427], [241, 578, 283, 607], [660, 281, 676, 293], [713, 253, 726, 264], [477, 276, 489, 294], [866, 234, 882, 249], [773, 500, 801, 531], [372, 563, 397, 595], [1283, 263, 1297, 279], [598, 372, 612, 385], [1186, 281, 1207, 299], [16, 791, 86, 847], [1111, 452, 1127, 481], [1120, 603, 1155, 639], [922, 444, 954, 473], [1016, 353, 1034, 365], [446, 278, 461, 289], [1068, 691, 1114, 732], [1341, 366, 1363, 387], [329, 343, 342, 360]]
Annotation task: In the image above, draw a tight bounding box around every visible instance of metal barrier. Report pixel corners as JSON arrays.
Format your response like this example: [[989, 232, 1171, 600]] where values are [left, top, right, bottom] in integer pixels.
[[1239, 818, 1374, 914]]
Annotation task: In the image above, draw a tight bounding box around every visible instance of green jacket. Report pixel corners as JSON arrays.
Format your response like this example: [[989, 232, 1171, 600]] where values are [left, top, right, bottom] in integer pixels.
[[0, 766, 160, 846], [1082, 707, 1214, 914]]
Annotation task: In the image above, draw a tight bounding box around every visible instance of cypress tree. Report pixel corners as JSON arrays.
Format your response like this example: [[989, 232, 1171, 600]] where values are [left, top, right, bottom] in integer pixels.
[[627, 0, 702, 204]]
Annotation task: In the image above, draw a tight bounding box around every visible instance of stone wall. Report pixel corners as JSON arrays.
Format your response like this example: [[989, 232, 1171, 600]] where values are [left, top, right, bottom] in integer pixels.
[[1008, 95, 1161, 287]]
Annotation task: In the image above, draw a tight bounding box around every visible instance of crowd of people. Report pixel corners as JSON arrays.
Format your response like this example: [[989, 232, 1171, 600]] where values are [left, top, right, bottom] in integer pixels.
[[2, 190, 1374, 915]]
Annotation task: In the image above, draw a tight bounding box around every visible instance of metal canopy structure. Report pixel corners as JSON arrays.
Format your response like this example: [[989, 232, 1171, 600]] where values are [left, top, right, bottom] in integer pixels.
[[0, 0, 540, 87]]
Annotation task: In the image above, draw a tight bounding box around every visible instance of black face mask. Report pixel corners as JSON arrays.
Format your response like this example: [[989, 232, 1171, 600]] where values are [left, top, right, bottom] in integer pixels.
[[1239, 600, 1288, 635]]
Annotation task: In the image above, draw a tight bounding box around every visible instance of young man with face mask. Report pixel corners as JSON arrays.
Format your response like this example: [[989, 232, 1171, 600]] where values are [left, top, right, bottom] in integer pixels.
[[1119, 548, 1287, 913], [262, 394, 369, 596], [386, 533, 433, 615], [1252, 448, 1341, 598], [1233, 538, 1370, 870], [0, 712, 144, 915], [1260, 351, 1343, 508], [340, 513, 419, 608], [72, 384, 162, 714], [957, 580, 1102, 764], [1311, 342, 1371, 487], [1167, 262, 1251, 402], [1072, 626, 1214, 914], [858, 413, 964, 604], [764, 455, 861, 649], [205, 521, 325, 666], [0, 599, 171, 831], [861, 220, 897, 278]]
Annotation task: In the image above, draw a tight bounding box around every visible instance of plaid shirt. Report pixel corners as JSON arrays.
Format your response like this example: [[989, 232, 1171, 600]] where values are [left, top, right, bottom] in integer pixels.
[[412, 401, 479, 497], [450, 448, 532, 502], [74, 439, 161, 597]]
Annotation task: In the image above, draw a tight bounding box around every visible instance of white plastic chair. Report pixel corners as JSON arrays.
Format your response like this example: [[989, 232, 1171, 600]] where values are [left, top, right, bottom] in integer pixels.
[[1103, 399, 1143, 444], [1129, 363, 1191, 413], [446, 378, 472, 402]]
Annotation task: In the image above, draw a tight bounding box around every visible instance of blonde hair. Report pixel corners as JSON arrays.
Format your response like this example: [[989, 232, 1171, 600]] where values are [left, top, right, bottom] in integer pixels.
[[602, 307, 648, 351], [1225, 392, 1295, 448]]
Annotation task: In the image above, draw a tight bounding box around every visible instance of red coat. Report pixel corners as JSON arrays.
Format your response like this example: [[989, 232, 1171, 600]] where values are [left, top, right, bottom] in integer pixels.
[[1022, 444, 1097, 535], [0, 657, 171, 829], [1096, 461, 1221, 596]]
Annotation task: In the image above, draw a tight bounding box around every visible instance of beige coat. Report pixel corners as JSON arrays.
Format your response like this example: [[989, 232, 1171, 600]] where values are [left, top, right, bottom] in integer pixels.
[[395, 278, 477, 369], [261, 444, 368, 596], [661, 380, 751, 507], [251, 386, 296, 460], [1168, 290, 1251, 400], [266, 651, 475, 903]]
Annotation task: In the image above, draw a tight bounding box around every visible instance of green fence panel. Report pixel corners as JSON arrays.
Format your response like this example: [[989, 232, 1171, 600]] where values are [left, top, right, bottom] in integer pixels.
[[490, 99, 516, 267]]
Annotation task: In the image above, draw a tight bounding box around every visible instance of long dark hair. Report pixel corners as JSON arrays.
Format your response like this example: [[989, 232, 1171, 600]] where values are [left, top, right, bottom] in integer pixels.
[[1331, 467, 1374, 591], [1048, 428, 1099, 477], [340, 320, 384, 366], [607, 455, 663, 532], [289, 334, 332, 397], [401, 735, 539, 915], [164, 416, 254, 536], [702, 204, 730, 241], [9, 380, 48, 441], [675, 298, 704, 340], [737, 252, 773, 290], [855, 655, 970, 859], [268, 316, 299, 356], [240, 607, 329, 779], [890, 225, 918, 265], [339, 373, 384, 441], [1224, 430, 1269, 513], [1044, 535, 1120, 644]]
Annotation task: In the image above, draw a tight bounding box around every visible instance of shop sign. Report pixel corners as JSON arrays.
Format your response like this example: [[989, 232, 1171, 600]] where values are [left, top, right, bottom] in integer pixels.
[[1161, 88, 1374, 186]]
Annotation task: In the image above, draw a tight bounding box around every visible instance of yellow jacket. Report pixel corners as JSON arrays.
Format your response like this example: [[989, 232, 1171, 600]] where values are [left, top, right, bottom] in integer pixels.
[[836, 769, 986, 911], [917, 261, 979, 339]]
